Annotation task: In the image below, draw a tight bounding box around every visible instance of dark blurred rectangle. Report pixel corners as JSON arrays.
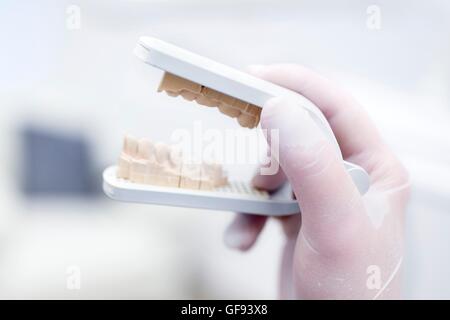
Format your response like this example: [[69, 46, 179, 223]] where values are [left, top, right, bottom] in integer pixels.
[[20, 126, 100, 197]]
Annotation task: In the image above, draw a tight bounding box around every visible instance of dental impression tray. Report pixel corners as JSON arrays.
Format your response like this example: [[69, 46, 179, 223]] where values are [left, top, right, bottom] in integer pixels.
[[102, 37, 370, 216]]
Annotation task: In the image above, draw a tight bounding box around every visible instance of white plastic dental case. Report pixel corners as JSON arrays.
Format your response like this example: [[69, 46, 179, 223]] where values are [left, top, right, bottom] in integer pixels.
[[102, 37, 370, 216], [103, 166, 299, 215]]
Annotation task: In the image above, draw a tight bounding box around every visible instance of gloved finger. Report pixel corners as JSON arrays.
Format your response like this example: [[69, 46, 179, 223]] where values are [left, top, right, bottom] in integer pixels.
[[260, 96, 366, 255], [223, 162, 286, 251], [247, 64, 391, 168], [252, 161, 286, 191], [224, 213, 267, 251], [278, 213, 301, 239]]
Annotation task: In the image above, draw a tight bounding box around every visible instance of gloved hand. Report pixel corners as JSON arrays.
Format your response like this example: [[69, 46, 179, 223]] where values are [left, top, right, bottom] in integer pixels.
[[223, 64, 410, 299]]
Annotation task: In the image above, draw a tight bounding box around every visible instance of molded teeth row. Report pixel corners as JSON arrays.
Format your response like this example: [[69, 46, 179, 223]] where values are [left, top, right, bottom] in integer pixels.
[[158, 72, 261, 128], [117, 135, 228, 190]]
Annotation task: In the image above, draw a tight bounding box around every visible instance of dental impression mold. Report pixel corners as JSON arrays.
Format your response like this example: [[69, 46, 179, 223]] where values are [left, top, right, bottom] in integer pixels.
[[101, 37, 371, 216], [117, 135, 228, 190], [158, 72, 261, 128]]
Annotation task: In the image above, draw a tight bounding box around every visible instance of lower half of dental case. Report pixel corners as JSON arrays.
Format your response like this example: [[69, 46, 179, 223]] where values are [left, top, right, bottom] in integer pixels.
[[158, 72, 262, 128], [117, 135, 228, 190]]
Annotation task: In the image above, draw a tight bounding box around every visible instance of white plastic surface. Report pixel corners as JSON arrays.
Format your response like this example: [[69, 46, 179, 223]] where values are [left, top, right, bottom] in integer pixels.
[[103, 166, 300, 216]]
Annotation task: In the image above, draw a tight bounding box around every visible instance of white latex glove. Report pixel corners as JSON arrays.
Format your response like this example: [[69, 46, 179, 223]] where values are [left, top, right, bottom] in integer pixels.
[[224, 64, 410, 299]]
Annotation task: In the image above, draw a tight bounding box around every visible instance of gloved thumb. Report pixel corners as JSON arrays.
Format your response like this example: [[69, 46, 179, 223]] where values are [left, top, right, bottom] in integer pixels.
[[260, 96, 364, 253]]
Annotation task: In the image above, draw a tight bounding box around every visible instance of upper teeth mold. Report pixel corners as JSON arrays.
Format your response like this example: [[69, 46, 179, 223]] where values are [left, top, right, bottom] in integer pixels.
[[158, 72, 261, 128]]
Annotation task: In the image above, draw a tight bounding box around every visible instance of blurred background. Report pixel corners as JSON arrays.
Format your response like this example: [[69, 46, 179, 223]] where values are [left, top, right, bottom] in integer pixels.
[[0, 0, 449, 299]]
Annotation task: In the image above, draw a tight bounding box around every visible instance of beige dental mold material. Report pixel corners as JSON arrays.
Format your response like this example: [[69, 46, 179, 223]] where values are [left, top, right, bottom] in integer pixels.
[[158, 72, 262, 129], [117, 135, 228, 190]]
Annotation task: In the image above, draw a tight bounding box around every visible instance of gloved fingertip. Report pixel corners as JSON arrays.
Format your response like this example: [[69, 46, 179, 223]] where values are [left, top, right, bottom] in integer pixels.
[[223, 225, 252, 250], [252, 169, 285, 191], [252, 174, 269, 189], [224, 214, 267, 251], [261, 96, 287, 121], [260, 96, 324, 151]]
